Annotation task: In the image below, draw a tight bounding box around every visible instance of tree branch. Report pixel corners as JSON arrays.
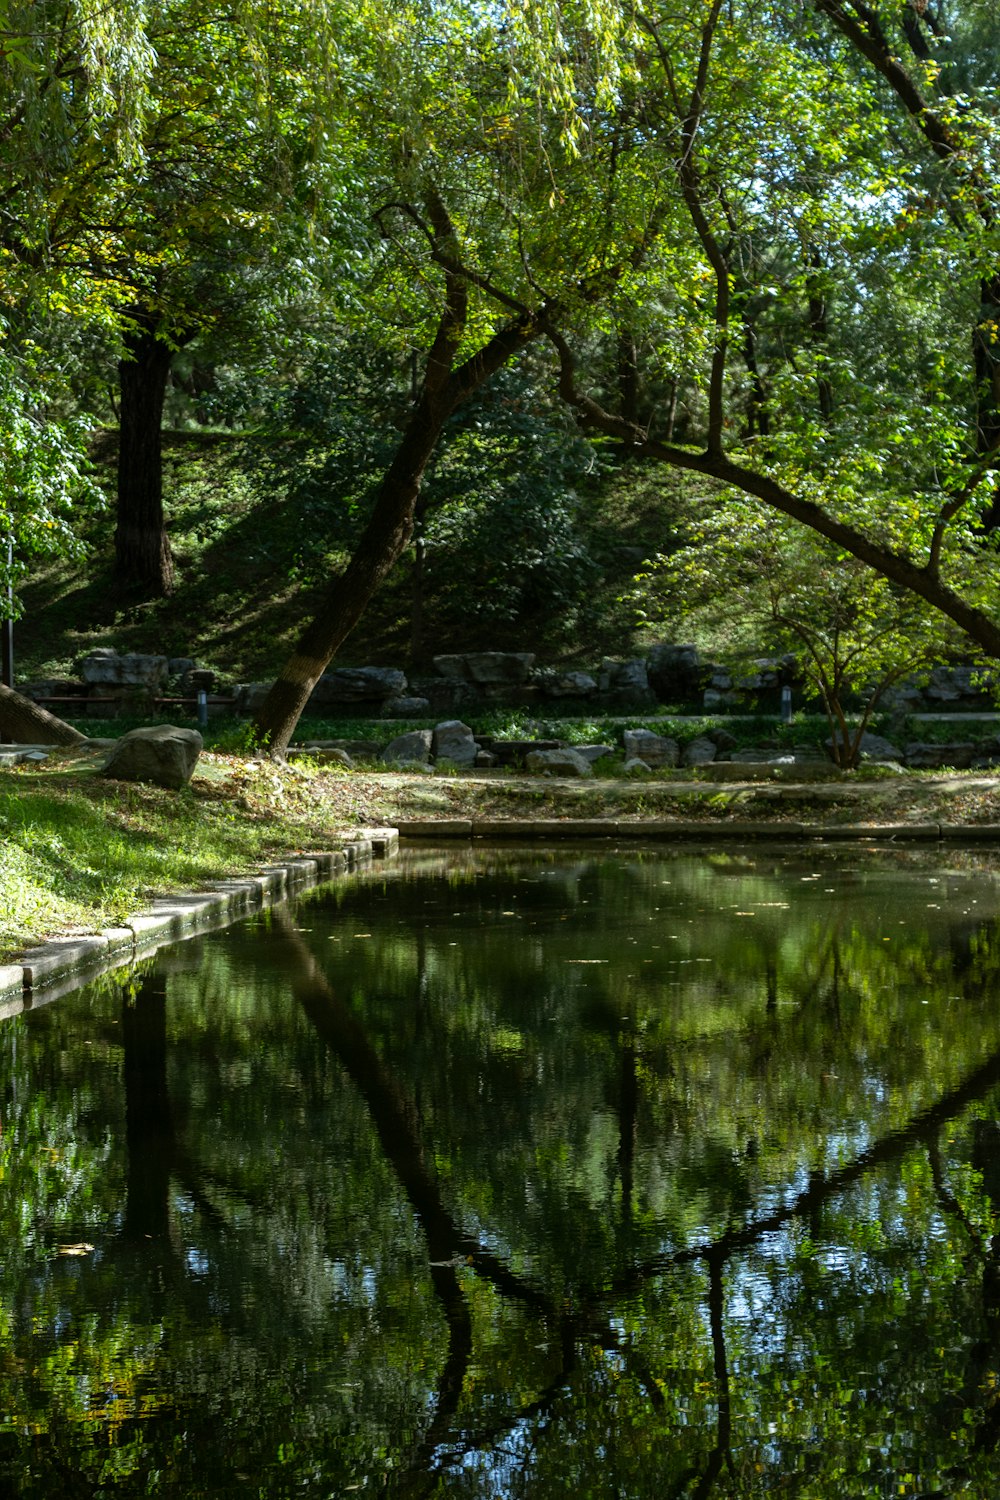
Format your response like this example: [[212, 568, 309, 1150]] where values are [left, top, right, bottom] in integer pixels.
[[548, 328, 1000, 657]]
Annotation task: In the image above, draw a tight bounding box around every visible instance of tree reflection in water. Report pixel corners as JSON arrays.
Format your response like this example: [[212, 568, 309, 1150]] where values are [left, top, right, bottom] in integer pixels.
[[0, 846, 999, 1496]]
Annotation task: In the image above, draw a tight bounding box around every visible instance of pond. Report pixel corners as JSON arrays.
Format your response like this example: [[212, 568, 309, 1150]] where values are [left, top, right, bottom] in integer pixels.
[[3, 843, 1000, 1498]]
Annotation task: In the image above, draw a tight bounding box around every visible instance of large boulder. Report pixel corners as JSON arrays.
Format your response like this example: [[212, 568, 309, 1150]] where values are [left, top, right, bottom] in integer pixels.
[[432, 720, 478, 767], [533, 668, 598, 698], [474, 738, 565, 767], [904, 742, 977, 769], [382, 730, 433, 765], [80, 649, 170, 688], [600, 658, 649, 692], [102, 726, 202, 789], [234, 682, 271, 714], [409, 677, 479, 713], [309, 667, 407, 704], [387, 696, 431, 717], [432, 652, 535, 684], [681, 736, 717, 766], [853, 732, 904, 763], [622, 729, 680, 768], [573, 743, 616, 764], [646, 643, 704, 703], [525, 748, 594, 777]]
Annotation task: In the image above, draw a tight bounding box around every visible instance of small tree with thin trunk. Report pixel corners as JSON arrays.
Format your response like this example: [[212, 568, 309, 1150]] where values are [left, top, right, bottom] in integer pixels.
[[640, 499, 960, 767]]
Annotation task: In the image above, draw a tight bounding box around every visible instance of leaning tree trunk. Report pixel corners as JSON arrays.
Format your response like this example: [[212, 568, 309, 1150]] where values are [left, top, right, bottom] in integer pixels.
[[251, 303, 537, 755], [115, 318, 176, 596], [251, 392, 451, 755], [0, 683, 85, 745]]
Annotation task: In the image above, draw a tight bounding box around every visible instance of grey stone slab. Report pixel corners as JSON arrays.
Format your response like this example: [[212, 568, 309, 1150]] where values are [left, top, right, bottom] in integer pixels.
[[21, 935, 111, 988], [520, 820, 617, 839], [471, 820, 541, 840], [199, 891, 243, 923], [366, 828, 400, 856], [939, 824, 1000, 841], [621, 820, 709, 838], [25, 957, 134, 1007], [149, 894, 226, 924], [256, 868, 290, 900], [100, 927, 136, 960], [209, 878, 267, 914], [7, 841, 402, 1006], [342, 839, 374, 867], [637, 820, 809, 840], [298, 852, 339, 879], [813, 823, 940, 841], [128, 911, 186, 950]]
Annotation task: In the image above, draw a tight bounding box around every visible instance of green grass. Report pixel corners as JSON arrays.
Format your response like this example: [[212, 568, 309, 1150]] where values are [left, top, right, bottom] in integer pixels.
[[0, 755, 376, 961]]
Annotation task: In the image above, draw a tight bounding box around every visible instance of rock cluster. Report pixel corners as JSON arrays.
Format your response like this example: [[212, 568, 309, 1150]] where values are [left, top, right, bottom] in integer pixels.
[[22, 649, 218, 718], [289, 720, 1000, 776]]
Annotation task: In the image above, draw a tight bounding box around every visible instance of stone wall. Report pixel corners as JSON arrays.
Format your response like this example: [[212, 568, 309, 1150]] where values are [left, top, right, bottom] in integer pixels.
[[19, 644, 998, 721]]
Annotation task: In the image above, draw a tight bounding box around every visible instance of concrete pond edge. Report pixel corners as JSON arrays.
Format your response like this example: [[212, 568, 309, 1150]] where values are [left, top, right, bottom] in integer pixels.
[[0, 827, 401, 1019]]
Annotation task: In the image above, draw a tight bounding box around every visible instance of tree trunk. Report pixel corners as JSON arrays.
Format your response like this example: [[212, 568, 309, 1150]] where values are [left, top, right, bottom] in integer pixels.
[[409, 522, 427, 667], [252, 308, 536, 755], [976, 273, 1000, 530], [251, 391, 451, 754], [0, 683, 85, 745], [742, 319, 769, 438], [115, 317, 175, 596], [617, 327, 639, 426]]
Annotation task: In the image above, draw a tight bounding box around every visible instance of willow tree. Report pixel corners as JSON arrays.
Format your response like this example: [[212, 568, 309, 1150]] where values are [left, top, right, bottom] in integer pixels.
[[249, 0, 666, 753], [0, 1, 152, 741], [101, 0, 333, 596]]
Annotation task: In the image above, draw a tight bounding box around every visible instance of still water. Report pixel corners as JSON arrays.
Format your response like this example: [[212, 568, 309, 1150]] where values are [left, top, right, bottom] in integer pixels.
[[3, 843, 1000, 1498]]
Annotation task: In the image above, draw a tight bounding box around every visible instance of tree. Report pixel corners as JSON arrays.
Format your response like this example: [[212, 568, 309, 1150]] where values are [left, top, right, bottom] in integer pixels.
[[540, 0, 1000, 665], [0, 332, 95, 744], [78, 0, 328, 594], [250, 349, 600, 661], [640, 497, 959, 766], [811, 0, 1000, 521], [249, 0, 663, 752], [0, 0, 335, 597]]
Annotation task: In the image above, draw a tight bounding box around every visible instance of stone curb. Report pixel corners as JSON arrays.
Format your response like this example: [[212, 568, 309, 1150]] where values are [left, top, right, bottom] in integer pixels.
[[395, 818, 996, 844], [0, 828, 400, 1014]]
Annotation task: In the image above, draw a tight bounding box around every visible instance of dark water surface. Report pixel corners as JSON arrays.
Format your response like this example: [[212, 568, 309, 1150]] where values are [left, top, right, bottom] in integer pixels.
[[4, 843, 1000, 1497]]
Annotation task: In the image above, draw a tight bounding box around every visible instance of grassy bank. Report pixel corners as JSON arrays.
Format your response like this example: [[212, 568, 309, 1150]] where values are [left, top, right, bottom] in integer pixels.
[[5, 742, 1000, 964], [0, 748, 381, 960]]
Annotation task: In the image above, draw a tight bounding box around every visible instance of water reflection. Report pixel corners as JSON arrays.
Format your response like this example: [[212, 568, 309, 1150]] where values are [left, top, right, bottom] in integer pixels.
[[1, 845, 1000, 1495]]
